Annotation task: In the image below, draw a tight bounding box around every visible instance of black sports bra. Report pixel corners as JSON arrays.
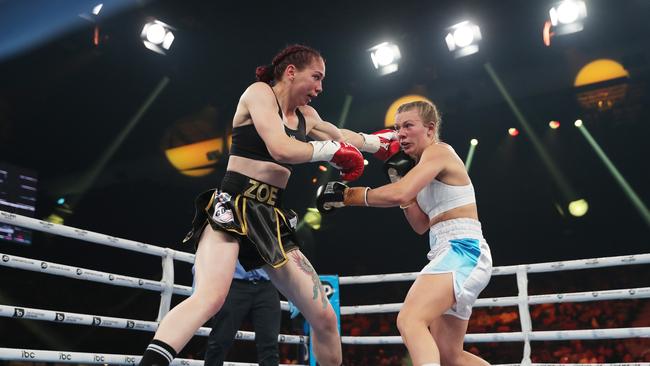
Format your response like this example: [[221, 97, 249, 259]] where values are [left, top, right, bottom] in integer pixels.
[[229, 86, 307, 171]]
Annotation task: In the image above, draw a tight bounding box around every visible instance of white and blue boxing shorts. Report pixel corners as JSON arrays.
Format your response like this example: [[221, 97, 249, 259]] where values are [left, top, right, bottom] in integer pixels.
[[420, 218, 492, 320]]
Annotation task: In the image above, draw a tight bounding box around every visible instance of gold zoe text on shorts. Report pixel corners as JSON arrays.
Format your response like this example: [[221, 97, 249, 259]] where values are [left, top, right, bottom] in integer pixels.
[[243, 179, 279, 206]]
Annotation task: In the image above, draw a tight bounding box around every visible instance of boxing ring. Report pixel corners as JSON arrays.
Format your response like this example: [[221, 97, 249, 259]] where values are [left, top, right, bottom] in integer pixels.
[[1, 209, 649, 366]]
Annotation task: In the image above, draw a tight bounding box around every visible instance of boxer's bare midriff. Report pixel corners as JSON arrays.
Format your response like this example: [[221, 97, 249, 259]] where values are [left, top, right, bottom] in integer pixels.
[[429, 203, 478, 228], [227, 155, 291, 189]]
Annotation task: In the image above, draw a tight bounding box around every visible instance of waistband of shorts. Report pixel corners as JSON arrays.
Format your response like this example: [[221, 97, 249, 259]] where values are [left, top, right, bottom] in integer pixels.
[[430, 218, 482, 237], [221, 171, 284, 207]]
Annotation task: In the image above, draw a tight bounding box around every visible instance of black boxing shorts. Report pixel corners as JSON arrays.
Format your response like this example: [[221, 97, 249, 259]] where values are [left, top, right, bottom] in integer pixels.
[[183, 171, 301, 270]]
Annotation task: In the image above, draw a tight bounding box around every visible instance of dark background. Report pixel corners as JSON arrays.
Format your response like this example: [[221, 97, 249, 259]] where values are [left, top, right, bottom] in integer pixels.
[[1, 0, 649, 362]]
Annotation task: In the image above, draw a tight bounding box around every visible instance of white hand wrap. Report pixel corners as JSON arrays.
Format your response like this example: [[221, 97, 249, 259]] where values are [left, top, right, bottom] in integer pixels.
[[308, 140, 339, 162], [358, 133, 381, 153]]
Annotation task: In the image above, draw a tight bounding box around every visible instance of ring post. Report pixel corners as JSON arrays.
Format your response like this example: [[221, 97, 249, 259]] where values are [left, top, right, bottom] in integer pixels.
[[157, 248, 175, 321], [516, 265, 533, 365]]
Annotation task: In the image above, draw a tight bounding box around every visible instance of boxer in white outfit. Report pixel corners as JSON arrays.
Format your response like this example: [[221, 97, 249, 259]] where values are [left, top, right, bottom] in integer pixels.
[[319, 100, 493, 366]]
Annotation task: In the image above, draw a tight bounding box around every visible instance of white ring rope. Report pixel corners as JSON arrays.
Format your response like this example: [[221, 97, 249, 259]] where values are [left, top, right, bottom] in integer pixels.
[[338, 253, 650, 284], [0, 304, 307, 344], [0, 348, 304, 366], [0, 210, 194, 263], [495, 364, 649, 366], [341, 327, 650, 344], [2, 210, 649, 365], [0, 252, 192, 295], [5, 251, 647, 315], [348, 327, 650, 343], [0, 251, 293, 311], [339, 286, 650, 314]]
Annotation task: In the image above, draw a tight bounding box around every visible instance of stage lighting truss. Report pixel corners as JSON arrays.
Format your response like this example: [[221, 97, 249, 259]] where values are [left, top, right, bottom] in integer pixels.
[[141, 19, 175, 55], [445, 21, 482, 58], [368, 42, 401, 76], [549, 0, 587, 35]]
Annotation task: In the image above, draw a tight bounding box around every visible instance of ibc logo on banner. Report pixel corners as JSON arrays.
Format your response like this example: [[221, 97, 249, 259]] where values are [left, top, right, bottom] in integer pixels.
[[124, 357, 137, 364], [55, 313, 65, 322], [2, 255, 9, 262], [14, 308, 25, 318], [318, 276, 340, 305], [322, 283, 334, 298], [21, 351, 36, 359], [92, 317, 102, 326], [59, 353, 72, 361], [126, 321, 135, 328], [309, 275, 340, 366]]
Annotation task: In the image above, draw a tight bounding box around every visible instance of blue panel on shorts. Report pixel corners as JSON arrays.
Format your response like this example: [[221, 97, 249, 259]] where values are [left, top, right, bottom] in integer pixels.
[[431, 238, 480, 289]]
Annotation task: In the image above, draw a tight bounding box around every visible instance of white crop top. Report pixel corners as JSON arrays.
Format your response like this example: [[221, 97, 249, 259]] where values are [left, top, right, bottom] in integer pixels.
[[415, 178, 476, 219]]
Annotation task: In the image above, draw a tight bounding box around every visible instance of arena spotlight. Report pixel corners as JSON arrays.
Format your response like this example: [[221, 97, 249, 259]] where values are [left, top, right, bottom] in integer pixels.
[[92, 4, 103, 15], [574, 119, 583, 127], [45, 213, 65, 225], [368, 42, 401, 76], [549, 0, 587, 35], [575, 120, 650, 226], [140, 19, 175, 55], [568, 198, 589, 217], [45, 202, 73, 225], [78, 3, 103, 22], [445, 21, 482, 58], [304, 208, 322, 230], [465, 138, 479, 172], [508, 127, 519, 136], [549, 120, 560, 129]]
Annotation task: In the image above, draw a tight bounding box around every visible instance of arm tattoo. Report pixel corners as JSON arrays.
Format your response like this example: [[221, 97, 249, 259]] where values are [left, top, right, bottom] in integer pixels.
[[291, 252, 328, 309]]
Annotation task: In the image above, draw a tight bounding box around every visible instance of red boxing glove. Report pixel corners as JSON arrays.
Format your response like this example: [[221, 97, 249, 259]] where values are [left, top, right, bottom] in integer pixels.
[[309, 141, 365, 181], [331, 142, 364, 181], [373, 139, 401, 161], [359, 129, 400, 161]]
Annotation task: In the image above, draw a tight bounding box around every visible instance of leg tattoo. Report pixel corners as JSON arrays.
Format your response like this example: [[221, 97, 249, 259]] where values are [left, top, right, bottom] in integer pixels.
[[291, 252, 328, 309]]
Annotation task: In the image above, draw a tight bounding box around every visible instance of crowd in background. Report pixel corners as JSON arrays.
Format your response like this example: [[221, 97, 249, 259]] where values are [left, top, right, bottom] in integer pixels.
[[327, 298, 650, 365]]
